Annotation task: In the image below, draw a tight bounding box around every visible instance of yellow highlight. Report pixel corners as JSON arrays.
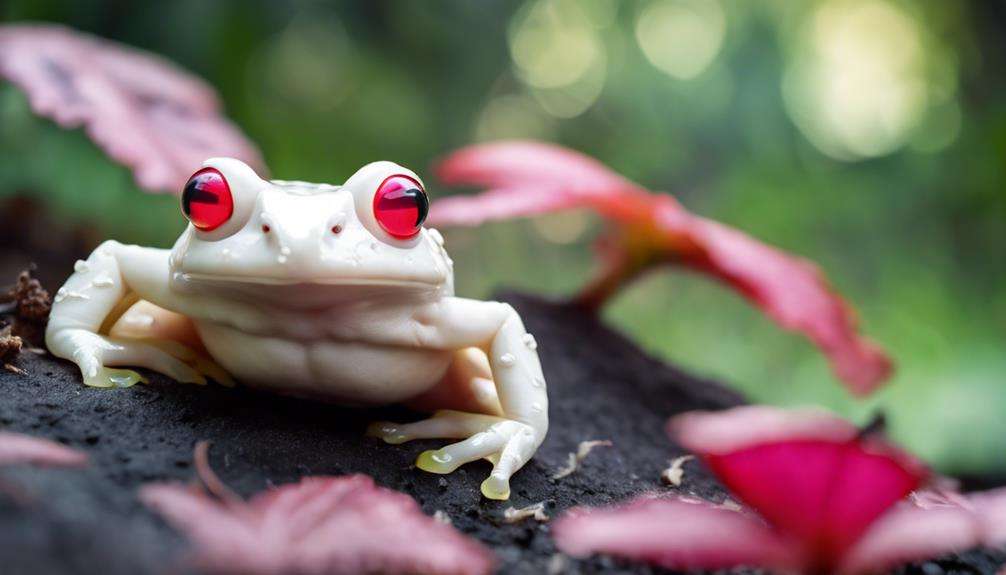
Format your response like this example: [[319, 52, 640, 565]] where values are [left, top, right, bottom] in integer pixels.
[[84, 367, 147, 389], [480, 477, 511, 501], [416, 450, 456, 474]]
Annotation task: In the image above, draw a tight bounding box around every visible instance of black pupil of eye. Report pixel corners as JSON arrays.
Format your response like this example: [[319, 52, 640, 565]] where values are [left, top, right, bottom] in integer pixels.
[[403, 187, 429, 227], [182, 177, 220, 216]]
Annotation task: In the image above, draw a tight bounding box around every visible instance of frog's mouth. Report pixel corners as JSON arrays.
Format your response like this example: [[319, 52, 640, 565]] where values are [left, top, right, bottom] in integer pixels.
[[182, 273, 439, 289], [178, 272, 444, 308]]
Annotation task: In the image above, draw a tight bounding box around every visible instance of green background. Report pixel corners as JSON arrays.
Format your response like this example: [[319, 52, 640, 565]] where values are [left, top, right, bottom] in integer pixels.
[[2, 0, 1004, 477]]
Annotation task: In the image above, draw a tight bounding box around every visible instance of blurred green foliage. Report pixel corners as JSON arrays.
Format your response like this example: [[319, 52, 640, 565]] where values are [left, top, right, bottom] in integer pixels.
[[2, 0, 1004, 476]]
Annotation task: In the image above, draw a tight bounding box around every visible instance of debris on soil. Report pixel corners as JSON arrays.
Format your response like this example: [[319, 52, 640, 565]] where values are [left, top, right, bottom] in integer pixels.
[[433, 510, 452, 525], [503, 501, 549, 523], [0, 325, 25, 375], [7, 270, 52, 323], [551, 439, 613, 480], [660, 454, 694, 487]]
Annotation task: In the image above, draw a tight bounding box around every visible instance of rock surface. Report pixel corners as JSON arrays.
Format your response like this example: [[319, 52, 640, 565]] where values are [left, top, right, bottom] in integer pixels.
[[0, 291, 1001, 574]]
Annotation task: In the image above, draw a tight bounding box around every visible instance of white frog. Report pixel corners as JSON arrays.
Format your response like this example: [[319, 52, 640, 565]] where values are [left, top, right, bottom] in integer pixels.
[[45, 158, 548, 500]]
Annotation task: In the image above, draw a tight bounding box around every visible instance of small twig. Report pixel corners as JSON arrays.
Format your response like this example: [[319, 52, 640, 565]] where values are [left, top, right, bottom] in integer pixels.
[[193, 440, 242, 504], [660, 454, 694, 487], [552, 439, 612, 480], [503, 501, 549, 523]]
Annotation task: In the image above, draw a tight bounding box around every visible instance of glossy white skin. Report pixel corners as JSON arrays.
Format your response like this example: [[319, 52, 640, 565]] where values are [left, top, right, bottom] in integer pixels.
[[45, 158, 548, 500]]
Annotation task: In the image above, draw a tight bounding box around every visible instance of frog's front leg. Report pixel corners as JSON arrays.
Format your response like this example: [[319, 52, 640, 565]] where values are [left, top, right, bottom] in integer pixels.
[[45, 240, 211, 387], [370, 299, 548, 500]]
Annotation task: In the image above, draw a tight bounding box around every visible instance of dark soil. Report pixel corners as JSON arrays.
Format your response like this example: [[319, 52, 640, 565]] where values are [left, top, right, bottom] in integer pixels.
[[0, 230, 1002, 574]]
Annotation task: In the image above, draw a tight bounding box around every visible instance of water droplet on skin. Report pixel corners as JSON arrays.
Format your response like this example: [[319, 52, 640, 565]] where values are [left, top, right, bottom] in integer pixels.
[[92, 274, 114, 288], [522, 333, 538, 350], [277, 255, 288, 264], [280, 246, 291, 256], [531, 402, 544, 413], [73, 260, 89, 273], [532, 376, 545, 388], [126, 314, 155, 327], [500, 353, 516, 366], [56, 289, 89, 302]]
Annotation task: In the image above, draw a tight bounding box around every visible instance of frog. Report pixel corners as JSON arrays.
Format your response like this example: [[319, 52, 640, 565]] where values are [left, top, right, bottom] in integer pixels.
[[44, 158, 548, 500]]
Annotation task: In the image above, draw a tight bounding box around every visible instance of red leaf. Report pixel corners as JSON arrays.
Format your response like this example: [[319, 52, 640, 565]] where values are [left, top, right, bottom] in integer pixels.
[[553, 496, 792, 571], [0, 431, 88, 467], [672, 406, 927, 572], [839, 503, 983, 575], [431, 140, 892, 395], [140, 474, 493, 575], [0, 24, 266, 194]]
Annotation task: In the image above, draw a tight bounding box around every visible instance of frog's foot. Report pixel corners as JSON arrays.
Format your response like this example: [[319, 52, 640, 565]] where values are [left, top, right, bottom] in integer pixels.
[[63, 330, 231, 388], [146, 340, 236, 387], [367, 409, 542, 500]]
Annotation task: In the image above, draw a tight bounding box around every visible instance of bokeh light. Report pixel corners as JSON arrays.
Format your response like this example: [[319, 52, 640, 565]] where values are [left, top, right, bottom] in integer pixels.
[[508, 0, 608, 118], [635, 0, 727, 80], [782, 0, 959, 161]]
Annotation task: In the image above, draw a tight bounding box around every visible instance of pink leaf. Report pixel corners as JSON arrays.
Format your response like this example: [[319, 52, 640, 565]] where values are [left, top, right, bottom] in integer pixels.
[[0, 431, 88, 467], [0, 24, 266, 194], [553, 496, 792, 571], [671, 405, 859, 454], [661, 213, 893, 395], [140, 475, 493, 575], [670, 406, 927, 571], [431, 140, 892, 395], [839, 503, 983, 575]]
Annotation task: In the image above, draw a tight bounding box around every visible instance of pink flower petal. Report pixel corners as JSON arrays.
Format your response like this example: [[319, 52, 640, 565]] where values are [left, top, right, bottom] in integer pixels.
[[839, 504, 983, 574], [970, 487, 1006, 545], [431, 140, 892, 395], [659, 214, 893, 395], [140, 475, 493, 575], [0, 431, 88, 467], [671, 405, 858, 455], [670, 407, 927, 571], [0, 24, 266, 194], [553, 496, 793, 571]]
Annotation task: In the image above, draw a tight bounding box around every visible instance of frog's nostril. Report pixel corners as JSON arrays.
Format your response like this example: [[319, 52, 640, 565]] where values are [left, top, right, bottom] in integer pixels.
[[261, 224, 271, 234], [331, 225, 343, 235]]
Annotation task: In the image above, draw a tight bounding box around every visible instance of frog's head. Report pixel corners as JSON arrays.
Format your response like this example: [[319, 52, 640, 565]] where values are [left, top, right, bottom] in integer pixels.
[[170, 158, 452, 297]]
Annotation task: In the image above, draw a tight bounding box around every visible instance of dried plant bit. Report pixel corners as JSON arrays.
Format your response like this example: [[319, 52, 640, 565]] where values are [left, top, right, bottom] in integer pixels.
[[193, 440, 241, 504], [4, 363, 26, 375], [551, 439, 613, 480], [9, 270, 51, 322], [0, 325, 24, 374], [433, 510, 452, 525], [503, 501, 549, 523], [661, 455, 694, 487]]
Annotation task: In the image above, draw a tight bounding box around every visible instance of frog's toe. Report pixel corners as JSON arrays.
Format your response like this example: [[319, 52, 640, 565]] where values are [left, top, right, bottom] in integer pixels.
[[366, 421, 409, 444], [480, 474, 511, 501], [192, 356, 235, 387], [83, 367, 147, 389]]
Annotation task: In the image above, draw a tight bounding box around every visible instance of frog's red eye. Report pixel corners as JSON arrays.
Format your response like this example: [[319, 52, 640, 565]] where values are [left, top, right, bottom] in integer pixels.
[[182, 168, 233, 231], [373, 175, 429, 239]]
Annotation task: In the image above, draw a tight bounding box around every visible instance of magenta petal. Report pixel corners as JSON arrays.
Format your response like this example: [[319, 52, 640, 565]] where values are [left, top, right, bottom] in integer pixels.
[[663, 216, 893, 395], [672, 406, 858, 455], [0, 25, 266, 194], [839, 504, 983, 574], [671, 407, 927, 570], [0, 431, 87, 467], [553, 497, 794, 571], [141, 475, 493, 575], [436, 140, 642, 197], [971, 487, 1006, 545]]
